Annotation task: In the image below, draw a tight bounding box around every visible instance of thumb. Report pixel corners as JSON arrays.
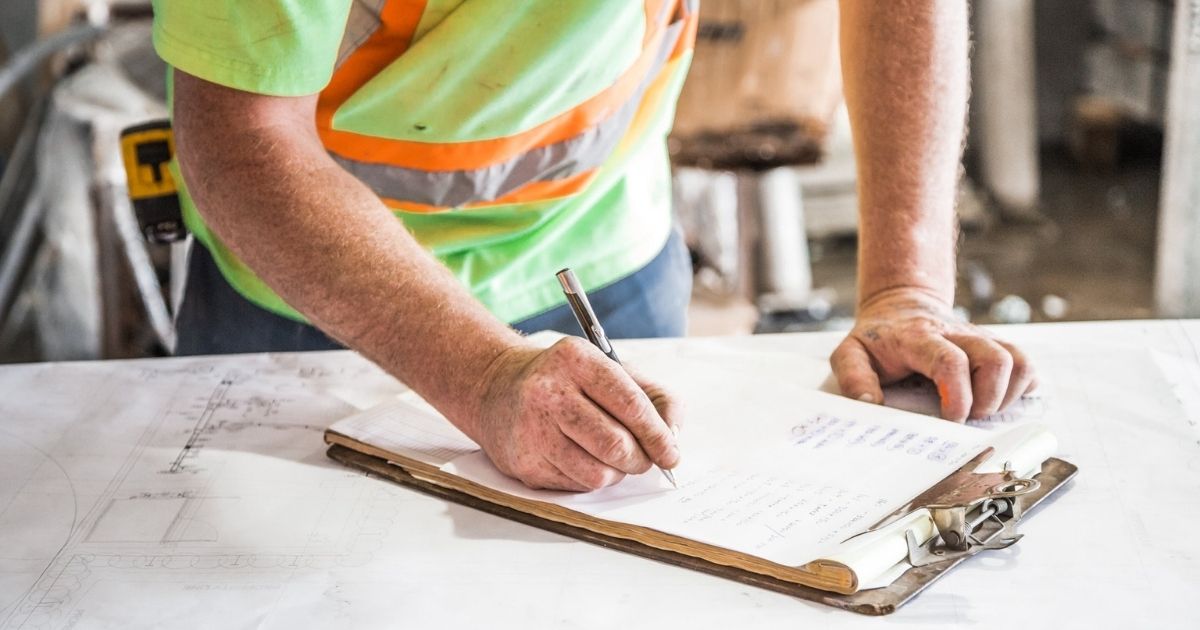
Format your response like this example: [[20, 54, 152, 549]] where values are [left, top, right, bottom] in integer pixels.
[[830, 337, 885, 405]]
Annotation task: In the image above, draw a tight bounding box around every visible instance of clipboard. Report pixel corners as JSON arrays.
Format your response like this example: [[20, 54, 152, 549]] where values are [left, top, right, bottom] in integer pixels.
[[327, 443, 1077, 616]]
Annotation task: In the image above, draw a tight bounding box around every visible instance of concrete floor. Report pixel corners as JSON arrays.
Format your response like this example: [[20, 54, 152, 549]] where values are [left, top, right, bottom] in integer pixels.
[[806, 148, 1159, 325]]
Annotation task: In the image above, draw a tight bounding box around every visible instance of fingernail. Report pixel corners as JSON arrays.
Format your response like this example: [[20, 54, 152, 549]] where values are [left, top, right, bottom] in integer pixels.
[[671, 424, 680, 438], [858, 393, 876, 404]]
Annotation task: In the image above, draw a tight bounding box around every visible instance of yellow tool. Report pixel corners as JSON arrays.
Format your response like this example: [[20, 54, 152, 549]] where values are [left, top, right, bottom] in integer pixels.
[[120, 120, 185, 244]]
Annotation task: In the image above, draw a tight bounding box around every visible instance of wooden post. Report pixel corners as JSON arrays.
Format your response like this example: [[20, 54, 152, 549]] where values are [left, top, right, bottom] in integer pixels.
[[1156, 0, 1200, 317]]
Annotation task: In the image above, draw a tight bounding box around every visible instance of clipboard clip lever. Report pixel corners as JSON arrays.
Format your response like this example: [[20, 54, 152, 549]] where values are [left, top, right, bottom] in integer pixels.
[[865, 448, 1042, 567]]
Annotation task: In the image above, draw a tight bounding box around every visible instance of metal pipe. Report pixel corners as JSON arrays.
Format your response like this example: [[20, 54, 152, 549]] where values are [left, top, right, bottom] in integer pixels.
[[0, 175, 45, 323], [0, 23, 105, 103], [0, 97, 46, 323], [756, 167, 813, 306]]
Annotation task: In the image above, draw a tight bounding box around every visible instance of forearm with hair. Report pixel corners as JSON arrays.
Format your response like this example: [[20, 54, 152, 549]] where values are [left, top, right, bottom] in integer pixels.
[[172, 71, 524, 437], [838, 0, 968, 307]]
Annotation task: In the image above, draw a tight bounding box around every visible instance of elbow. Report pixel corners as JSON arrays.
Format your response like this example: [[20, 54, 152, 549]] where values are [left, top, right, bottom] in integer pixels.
[[170, 69, 319, 227]]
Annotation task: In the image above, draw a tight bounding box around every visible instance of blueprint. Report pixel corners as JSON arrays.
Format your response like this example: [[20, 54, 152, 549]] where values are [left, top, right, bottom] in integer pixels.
[[0, 352, 405, 628]]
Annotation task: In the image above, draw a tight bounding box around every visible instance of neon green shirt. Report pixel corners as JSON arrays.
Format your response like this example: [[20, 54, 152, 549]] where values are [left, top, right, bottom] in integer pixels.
[[152, 0, 693, 323]]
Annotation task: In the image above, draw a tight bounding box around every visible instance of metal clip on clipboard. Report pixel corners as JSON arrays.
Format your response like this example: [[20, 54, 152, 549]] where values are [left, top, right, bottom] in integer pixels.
[[867, 448, 1042, 567]]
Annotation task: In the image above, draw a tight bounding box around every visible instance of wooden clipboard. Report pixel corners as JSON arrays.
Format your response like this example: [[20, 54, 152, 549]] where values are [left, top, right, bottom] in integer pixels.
[[327, 444, 1077, 616]]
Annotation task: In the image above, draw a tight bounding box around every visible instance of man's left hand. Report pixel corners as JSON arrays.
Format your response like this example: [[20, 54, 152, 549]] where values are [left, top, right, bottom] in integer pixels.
[[830, 287, 1037, 421]]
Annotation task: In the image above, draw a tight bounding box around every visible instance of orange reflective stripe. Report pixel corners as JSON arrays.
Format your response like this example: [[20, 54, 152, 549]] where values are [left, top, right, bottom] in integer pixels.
[[383, 169, 599, 214], [673, 3, 698, 60], [613, 11, 696, 158], [316, 0, 426, 134], [318, 2, 678, 171], [615, 56, 688, 160]]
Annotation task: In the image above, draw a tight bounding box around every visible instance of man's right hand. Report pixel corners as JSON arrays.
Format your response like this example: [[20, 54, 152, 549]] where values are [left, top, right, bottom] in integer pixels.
[[172, 72, 679, 492], [470, 337, 682, 491]]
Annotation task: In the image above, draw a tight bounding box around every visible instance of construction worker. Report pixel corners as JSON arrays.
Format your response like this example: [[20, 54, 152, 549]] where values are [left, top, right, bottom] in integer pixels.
[[156, 1, 1035, 491]]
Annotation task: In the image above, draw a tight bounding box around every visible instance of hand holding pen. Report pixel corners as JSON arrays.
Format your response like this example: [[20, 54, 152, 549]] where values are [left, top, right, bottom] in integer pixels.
[[557, 268, 680, 488], [464, 277, 682, 492]]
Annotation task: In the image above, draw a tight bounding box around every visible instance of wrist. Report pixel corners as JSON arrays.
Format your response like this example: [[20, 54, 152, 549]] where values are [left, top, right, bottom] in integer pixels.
[[858, 284, 954, 313], [448, 332, 537, 441], [365, 319, 530, 440]]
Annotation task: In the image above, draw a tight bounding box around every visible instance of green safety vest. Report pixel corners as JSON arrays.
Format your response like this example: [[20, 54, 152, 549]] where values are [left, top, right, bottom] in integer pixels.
[[152, 0, 697, 323]]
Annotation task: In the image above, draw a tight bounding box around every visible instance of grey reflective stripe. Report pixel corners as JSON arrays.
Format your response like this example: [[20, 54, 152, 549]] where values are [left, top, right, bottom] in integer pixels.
[[335, 0, 386, 71], [330, 18, 686, 209]]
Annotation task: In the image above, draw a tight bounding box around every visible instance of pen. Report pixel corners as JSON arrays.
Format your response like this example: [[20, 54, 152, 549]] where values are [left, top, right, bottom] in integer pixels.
[[556, 268, 679, 489]]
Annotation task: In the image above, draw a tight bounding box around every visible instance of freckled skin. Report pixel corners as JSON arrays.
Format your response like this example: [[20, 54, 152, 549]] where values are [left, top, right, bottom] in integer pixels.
[[473, 337, 681, 491], [173, 71, 681, 493], [831, 289, 1036, 422], [829, 1, 1036, 421]]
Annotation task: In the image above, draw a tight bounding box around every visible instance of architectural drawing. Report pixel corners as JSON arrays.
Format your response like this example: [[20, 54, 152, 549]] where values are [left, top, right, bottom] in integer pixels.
[[0, 352, 403, 628]]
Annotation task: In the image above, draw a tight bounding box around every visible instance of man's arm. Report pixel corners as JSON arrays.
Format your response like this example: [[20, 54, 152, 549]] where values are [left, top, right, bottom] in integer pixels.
[[831, 0, 1036, 420], [172, 71, 680, 489]]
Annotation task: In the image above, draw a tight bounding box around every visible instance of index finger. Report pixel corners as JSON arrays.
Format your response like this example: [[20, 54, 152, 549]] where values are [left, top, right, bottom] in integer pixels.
[[570, 357, 681, 470], [628, 368, 683, 438]]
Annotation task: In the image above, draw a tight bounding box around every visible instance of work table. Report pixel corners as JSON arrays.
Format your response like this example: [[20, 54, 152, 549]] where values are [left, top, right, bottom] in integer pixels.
[[1, 320, 1198, 628]]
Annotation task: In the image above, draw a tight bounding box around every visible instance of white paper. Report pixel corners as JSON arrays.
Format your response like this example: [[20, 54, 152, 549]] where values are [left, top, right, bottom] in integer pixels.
[[334, 394, 477, 467], [376, 364, 1000, 566]]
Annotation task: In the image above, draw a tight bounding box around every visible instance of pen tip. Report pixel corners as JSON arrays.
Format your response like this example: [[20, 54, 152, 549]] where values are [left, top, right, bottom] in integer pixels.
[[662, 468, 678, 489]]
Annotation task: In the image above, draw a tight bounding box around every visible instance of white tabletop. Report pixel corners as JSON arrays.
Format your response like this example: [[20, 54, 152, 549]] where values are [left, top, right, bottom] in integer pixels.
[[2, 321, 1198, 629]]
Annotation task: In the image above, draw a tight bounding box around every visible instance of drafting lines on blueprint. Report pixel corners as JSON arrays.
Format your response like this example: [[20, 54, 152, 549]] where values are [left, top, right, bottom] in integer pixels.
[[0, 352, 405, 629]]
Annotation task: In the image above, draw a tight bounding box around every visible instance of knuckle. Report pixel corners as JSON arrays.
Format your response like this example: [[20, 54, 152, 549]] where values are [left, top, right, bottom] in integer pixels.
[[600, 469, 626, 488], [1011, 360, 1033, 384], [554, 406, 581, 429], [579, 467, 609, 491], [642, 428, 673, 455], [913, 320, 943, 336], [596, 432, 633, 464], [985, 346, 1014, 371], [615, 388, 649, 418], [978, 355, 1011, 374], [554, 336, 591, 361], [830, 344, 861, 372], [632, 457, 653, 475], [933, 349, 967, 375]]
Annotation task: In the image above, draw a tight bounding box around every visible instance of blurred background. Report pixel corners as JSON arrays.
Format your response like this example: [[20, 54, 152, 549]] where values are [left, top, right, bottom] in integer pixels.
[[0, 0, 1189, 363]]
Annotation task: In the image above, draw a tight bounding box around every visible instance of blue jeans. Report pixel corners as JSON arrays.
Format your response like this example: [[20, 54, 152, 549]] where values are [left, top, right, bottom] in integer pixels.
[[175, 228, 692, 355]]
